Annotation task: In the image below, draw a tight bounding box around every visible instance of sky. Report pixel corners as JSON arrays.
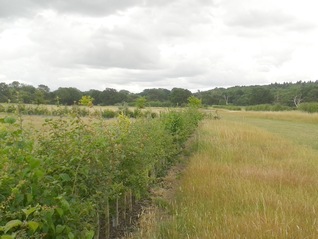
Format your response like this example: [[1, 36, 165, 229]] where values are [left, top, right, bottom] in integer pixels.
[[0, 0, 318, 93]]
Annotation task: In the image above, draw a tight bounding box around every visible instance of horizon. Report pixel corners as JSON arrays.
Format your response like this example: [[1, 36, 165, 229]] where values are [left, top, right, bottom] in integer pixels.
[[1, 79, 316, 94]]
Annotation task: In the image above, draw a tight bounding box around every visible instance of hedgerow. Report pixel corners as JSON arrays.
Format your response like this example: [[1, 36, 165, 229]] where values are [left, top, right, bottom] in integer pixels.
[[245, 104, 292, 111], [0, 107, 203, 238], [298, 102, 318, 113]]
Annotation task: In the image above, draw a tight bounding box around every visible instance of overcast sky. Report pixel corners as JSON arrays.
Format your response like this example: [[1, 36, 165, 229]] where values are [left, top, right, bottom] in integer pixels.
[[1, 0, 318, 93]]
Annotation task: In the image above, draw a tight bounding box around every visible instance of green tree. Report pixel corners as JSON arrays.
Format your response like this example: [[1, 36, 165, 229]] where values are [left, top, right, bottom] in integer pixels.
[[140, 88, 171, 102], [99, 88, 119, 105], [170, 88, 192, 106], [79, 95, 94, 107], [54, 87, 82, 105], [0, 83, 10, 102], [249, 87, 274, 105], [188, 96, 202, 108], [135, 97, 147, 109], [35, 84, 50, 104], [85, 89, 102, 105]]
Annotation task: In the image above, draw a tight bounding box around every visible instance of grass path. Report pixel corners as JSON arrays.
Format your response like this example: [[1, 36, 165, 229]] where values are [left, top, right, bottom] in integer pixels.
[[222, 111, 318, 150], [136, 112, 318, 239]]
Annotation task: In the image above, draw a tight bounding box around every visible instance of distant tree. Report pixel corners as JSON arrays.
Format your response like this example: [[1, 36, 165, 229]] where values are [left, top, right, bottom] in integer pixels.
[[115, 90, 137, 103], [38, 84, 50, 93], [9, 81, 21, 90], [86, 89, 102, 105], [199, 91, 219, 105], [170, 88, 192, 106], [34, 90, 45, 105], [140, 88, 171, 102], [99, 88, 119, 105], [0, 83, 10, 102], [35, 84, 51, 104], [117, 90, 131, 103], [249, 87, 274, 105], [306, 87, 318, 102], [54, 87, 82, 105], [19, 84, 36, 103]]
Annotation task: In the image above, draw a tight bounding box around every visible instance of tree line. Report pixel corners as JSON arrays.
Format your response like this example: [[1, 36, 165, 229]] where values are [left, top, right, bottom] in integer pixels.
[[1, 80, 318, 107], [198, 81, 318, 107]]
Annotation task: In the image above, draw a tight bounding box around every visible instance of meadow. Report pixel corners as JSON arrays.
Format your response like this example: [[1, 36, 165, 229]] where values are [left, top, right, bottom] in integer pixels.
[[132, 110, 318, 239]]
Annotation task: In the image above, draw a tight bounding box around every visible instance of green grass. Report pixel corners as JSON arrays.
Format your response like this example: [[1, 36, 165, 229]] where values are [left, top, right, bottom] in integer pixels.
[[133, 111, 318, 239], [222, 111, 318, 150]]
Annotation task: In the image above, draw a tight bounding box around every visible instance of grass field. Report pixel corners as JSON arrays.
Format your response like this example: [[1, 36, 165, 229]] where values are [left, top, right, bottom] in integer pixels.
[[132, 110, 318, 239]]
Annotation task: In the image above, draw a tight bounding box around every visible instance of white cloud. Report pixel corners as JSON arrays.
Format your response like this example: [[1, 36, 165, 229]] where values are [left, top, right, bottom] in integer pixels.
[[0, 0, 318, 92]]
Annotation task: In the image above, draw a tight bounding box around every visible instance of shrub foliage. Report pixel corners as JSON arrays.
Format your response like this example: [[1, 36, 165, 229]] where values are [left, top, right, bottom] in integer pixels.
[[0, 107, 203, 238]]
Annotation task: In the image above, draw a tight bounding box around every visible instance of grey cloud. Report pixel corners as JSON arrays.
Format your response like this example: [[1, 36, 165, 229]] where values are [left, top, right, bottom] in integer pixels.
[[48, 0, 141, 16], [145, 0, 215, 8], [254, 49, 293, 68], [0, 0, 191, 19], [144, 0, 175, 7], [26, 11, 161, 70], [76, 28, 161, 70], [165, 62, 207, 78], [0, 0, 142, 18], [78, 41, 160, 70], [227, 9, 295, 29], [0, 0, 39, 18], [286, 22, 317, 32], [146, 0, 216, 40]]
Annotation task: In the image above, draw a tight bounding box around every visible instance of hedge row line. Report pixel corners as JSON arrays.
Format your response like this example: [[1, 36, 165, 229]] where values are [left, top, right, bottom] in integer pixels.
[[0, 103, 158, 119], [0, 108, 203, 238]]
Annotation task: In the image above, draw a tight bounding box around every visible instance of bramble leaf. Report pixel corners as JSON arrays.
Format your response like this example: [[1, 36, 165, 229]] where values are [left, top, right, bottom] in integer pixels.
[[56, 225, 65, 234], [4, 220, 22, 233], [22, 207, 37, 219], [27, 221, 39, 232], [68, 232, 75, 239], [1, 235, 15, 239]]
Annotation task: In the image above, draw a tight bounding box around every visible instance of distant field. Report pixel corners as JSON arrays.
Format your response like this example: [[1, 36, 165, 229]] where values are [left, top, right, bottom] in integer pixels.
[[0, 104, 169, 130], [133, 110, 318, 238]]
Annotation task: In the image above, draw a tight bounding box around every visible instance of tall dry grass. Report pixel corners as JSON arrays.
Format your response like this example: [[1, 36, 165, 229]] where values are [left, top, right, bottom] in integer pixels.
[[137, 118, 318, 239], [223, 110, 318, 125]]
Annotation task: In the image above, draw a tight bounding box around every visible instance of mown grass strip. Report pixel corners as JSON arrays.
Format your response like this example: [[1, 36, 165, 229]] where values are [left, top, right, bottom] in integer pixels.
[[221, 110, 318, 150], [155, 118, 318, 239]]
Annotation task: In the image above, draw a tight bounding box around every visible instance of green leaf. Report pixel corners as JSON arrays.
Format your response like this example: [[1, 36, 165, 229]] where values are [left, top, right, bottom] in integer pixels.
[[55, 207, 64, 217], [1, 235, 15, 239], [22, 207, 37, 219], [56, 225, 65, 234], [26, 193, 33, 204], [4, 117, 16, 124], [60, 198, 70, 211], [84, 230, 94, 239], [35, 169, 45, 179], [59, 173, 71, 182], [28, 158, 41, 169], [68, 232, 75, 239], [4, 220, 22, 233], [27, 221, 39, 232]]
